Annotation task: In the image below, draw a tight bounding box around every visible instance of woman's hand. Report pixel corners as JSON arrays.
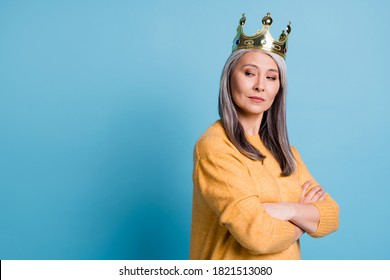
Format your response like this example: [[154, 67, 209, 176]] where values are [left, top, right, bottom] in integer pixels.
[[263, 180, 326, 234], [300, 180, 326, 204]]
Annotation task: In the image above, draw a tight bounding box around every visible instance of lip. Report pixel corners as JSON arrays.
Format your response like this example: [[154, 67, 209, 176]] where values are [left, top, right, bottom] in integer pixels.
[[248, 96, 265, 103]]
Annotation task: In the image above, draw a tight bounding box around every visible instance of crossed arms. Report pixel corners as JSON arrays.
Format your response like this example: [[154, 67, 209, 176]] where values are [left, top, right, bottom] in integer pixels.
[[263, 180, 327, 242]]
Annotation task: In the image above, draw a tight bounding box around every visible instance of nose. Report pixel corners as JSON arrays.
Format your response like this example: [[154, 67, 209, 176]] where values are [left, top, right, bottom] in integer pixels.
[[253, 77, 265, 91]]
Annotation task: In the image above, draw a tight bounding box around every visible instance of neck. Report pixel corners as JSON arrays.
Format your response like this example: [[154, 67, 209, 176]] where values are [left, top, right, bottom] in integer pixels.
[[238, 112, 263, 136]]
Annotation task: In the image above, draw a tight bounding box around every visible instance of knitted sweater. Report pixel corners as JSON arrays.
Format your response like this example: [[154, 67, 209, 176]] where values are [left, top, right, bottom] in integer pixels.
[[190, 121, 339, 260]]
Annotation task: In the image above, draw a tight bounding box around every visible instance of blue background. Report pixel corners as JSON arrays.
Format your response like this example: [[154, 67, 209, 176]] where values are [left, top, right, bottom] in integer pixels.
[[0, 0, 389, 259]]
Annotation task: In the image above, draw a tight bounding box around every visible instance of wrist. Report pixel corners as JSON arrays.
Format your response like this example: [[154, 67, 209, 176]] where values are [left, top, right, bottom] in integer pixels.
[[291, 202, 300, 221], [289, 203, 320, 234], [282, 202, 298, 221]]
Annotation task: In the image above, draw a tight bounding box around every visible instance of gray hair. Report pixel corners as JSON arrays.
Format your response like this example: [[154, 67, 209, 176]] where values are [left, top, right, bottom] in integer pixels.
[[218, 49, 295, 176]]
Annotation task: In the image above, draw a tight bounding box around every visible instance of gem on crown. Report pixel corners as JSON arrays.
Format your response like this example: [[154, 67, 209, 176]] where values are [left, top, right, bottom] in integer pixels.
[[232, 12, 291, 59]]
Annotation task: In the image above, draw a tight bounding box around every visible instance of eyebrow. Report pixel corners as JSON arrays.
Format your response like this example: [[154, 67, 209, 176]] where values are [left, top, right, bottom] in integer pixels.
[[241, 64, 279, 73]]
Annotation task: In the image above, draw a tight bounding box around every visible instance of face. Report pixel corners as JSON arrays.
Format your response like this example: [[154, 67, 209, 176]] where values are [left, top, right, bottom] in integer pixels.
[[230, 51, 280, 121]]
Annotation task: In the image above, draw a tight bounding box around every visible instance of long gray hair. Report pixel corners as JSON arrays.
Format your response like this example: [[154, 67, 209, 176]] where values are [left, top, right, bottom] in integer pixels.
[[218, 49, 295, 176]]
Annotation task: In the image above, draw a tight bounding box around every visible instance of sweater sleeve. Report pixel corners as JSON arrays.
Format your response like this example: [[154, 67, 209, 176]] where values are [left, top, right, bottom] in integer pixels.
[[194, 137, 297, 255], [292, 147, 340, 238]]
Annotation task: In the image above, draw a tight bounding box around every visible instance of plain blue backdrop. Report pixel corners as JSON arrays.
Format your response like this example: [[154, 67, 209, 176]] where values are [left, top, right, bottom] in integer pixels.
[[1, 0, 389, 259]]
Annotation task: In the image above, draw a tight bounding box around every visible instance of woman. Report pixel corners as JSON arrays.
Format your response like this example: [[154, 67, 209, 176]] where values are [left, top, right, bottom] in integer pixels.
[[189, 12, 339, 260]]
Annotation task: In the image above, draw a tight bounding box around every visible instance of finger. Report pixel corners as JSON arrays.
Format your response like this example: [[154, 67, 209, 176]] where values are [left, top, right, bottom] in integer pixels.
[[314, 187, 326, 202], [303, 185, 322, 203], [310, 190, 324, 203], [300, 180, 312, 202], [318, 192, 327, 201]]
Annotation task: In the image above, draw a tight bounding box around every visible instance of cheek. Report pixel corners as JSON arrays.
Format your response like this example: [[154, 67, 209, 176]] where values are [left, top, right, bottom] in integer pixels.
[[268, 84, 280, 99], [231, 76, 252, 95], [231, 90, 242, 108], [230, 76, 245, 103], [266, 85, 280, 108]]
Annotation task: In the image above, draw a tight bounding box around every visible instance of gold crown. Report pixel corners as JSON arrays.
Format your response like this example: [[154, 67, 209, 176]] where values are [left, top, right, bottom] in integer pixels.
[[232, 12, 291, 59]]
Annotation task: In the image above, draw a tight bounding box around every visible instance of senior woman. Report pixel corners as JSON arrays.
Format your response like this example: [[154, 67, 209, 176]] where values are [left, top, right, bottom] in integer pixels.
[[190, 12, 339, 260]]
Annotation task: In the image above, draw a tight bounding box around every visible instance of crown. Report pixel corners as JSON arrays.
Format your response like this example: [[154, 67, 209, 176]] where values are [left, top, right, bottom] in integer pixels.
[[232, 12, 291, 59]]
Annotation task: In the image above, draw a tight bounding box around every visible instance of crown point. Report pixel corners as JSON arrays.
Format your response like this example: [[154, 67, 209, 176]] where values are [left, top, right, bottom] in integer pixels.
[[286, 21, 291, 34], [240, 13, 246, 25], [279, 30, 286, 41], [262, 12, 273, 26]]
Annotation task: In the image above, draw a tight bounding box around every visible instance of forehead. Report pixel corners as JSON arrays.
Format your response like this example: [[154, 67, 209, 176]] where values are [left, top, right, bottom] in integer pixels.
[[237, 51, 278, 69]]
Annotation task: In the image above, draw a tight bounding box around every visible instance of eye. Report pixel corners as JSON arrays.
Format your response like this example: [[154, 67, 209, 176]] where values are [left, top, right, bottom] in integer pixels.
[[245, 71, 255, 76], [266, 76, 277, 81]]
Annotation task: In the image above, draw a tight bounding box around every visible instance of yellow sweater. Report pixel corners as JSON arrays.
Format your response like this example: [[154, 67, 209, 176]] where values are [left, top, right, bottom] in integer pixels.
[[190, 121, 339, 260]]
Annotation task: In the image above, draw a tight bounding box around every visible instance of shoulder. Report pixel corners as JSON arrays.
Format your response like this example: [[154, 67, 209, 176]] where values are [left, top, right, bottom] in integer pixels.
[[290, 146, 303, 161], [290, 146, 310, 170], [290, 146, 298, 156], [194, 120, 238, 159], [290, 146, 302, 164]]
